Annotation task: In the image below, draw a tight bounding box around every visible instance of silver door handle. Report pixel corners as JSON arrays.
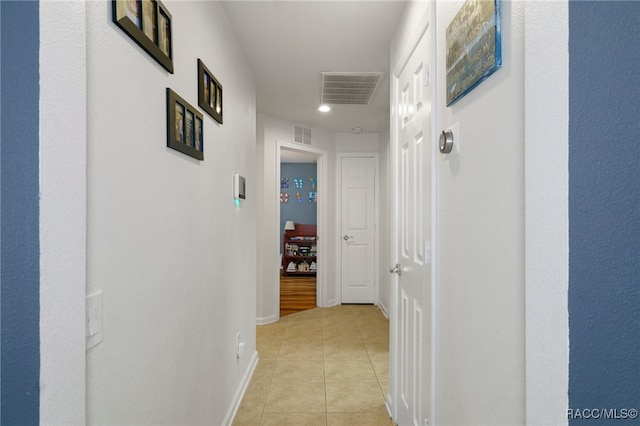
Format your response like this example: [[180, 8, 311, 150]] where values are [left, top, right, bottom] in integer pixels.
[[343, 235, 354, 241], [389, 263, 402, 276]]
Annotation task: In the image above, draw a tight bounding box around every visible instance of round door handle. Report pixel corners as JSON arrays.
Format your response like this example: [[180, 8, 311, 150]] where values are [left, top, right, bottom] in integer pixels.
[[343, 235, 354, 241], [439, 129, 454, 154]]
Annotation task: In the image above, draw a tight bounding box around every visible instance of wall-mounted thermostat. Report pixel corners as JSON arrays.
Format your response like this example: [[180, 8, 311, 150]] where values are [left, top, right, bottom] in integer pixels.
[[234, 174, 246, 200]]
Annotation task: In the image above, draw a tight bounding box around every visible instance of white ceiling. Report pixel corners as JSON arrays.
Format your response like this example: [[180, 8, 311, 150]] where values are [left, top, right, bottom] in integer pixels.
[[221, 1, 406, 134]]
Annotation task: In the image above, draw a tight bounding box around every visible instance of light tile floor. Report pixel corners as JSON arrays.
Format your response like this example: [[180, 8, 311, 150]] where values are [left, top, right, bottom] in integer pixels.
[[233, 305, 394, 426]]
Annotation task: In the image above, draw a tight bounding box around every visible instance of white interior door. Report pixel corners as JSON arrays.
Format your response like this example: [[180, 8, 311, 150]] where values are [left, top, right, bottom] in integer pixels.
[[390, 23, 433, 426], [340, 156, 377, 304]]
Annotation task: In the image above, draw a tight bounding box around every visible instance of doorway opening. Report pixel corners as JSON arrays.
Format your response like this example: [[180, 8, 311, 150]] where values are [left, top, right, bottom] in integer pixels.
[[276, 141, 328, 318]]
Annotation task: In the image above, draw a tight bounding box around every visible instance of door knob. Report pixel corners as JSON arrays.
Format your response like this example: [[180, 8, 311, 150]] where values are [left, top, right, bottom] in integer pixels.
[[389, 263, 403, 276], [343, 235, 354, 241], [439, 129, 454, 154]]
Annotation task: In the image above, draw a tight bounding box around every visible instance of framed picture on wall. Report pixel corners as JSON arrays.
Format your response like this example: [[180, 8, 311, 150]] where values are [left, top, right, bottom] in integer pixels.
[[197, 59, 224, 124], [112, 0, 174, 73], [445, 0, 502, 105], [166, 88, 204, 160]]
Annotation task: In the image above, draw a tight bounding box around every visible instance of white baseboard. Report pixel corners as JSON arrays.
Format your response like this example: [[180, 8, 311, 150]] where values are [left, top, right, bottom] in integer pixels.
[[222, 351, 259, 426], [385, 393, 394, 423], [376, 302, 389, 319], [256, 314, 278, 325], [326, 299, 339, 307]]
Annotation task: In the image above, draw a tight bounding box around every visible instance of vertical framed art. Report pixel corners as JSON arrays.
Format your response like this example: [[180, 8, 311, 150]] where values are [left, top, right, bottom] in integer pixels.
[[112, 0, 174, 73], [197, 59, 224, 124], [185, 110, 194, 148], [166, 88, 204, 160], [195, 117, 203, 151]]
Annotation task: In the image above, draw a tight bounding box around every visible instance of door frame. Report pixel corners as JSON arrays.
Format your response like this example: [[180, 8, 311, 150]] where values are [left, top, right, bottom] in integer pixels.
[[335, 153, 380, 305], [276, 140, 328, 310], [388, 4, 438, 423]]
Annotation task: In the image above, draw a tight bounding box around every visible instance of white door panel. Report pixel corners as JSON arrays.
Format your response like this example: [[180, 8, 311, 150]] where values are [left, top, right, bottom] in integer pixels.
[[340, 156, 376, 304], [390, 22, 433, 426]]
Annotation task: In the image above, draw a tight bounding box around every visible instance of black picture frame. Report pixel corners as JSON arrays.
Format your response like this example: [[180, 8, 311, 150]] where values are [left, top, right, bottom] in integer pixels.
[[167, 88, 204, 160], [197, 59, 224, 124], [112, 0, 174, 74]]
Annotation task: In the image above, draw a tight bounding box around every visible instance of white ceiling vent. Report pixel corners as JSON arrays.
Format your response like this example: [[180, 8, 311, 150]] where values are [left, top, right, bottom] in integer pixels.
[[321, 72, 385, 106], [294, 125, 312, 145]]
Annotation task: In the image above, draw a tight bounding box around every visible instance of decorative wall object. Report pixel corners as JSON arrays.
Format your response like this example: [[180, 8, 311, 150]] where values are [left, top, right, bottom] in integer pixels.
[[294, 178, 303, 189], [308, 192, 318, 203], [294, 193, 302, 203], [197, 59, 223, 124], [309, 177, 316, 189], [112, 0, 173, 73], [280, 192, 289, 203], [281, 178, 289, 189], [166, 88, 204, 160], [446, 0, 501, 106]]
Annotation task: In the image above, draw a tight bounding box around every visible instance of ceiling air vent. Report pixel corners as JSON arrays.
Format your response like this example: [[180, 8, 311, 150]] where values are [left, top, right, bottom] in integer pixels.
[[294, 125, 311, 145], [321, 72, 385, 106]]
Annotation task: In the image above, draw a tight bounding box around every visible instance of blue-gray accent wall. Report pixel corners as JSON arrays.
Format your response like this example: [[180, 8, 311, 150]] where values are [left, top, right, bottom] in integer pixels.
[[569, 1, 640, 422], [280, 163, 317, 247], [1, 0, 41, 423]]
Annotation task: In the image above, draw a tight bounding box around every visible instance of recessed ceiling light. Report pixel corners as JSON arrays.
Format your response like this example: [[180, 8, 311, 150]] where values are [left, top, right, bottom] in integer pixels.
[[318, 104, 331, 112]]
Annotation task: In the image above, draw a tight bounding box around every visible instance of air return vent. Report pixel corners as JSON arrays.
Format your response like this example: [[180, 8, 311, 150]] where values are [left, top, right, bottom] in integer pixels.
[[321, 72, 385, 106], [294, 125, 311, 145]]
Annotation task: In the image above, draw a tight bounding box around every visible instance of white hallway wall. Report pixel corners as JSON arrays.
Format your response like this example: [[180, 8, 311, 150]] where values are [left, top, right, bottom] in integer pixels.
[[378, 125, 392, 315], [83, 1, 257, 423], [435, 0, 526, 423], [40, 1, 88, 423]]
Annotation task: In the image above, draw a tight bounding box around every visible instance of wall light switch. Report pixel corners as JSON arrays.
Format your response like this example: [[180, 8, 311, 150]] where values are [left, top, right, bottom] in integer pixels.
[[86, 291, 103, 350]]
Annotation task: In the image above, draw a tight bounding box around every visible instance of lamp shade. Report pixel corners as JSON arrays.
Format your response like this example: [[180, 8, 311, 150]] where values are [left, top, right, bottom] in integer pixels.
[[284, 221, 296, 231]]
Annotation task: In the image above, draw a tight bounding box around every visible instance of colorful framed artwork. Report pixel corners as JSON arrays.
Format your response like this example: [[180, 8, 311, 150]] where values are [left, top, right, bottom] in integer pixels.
[[197, 59, 224, 124], [166, 88, 204, 160], [112, 0, 173, 73], [446, 0, 501, 106]]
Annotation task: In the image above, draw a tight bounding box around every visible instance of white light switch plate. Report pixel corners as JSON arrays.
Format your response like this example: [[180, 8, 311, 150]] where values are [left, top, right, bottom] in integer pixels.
[[86, 291, 103, 350]]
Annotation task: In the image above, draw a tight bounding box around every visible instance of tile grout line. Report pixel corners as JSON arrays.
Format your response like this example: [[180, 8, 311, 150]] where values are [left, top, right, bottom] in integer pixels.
[[248, 306, 390, 425]]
